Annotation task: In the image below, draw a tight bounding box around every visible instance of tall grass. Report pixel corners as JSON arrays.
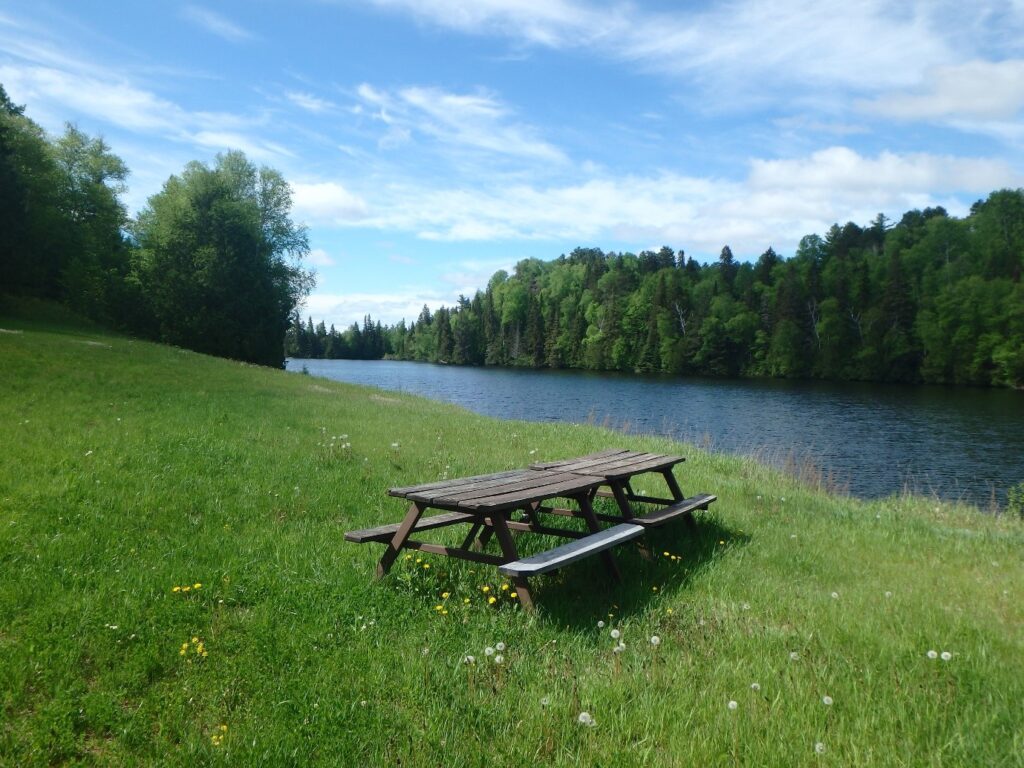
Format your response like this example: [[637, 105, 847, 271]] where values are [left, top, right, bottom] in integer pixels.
[[1, 303, 1022, 766]]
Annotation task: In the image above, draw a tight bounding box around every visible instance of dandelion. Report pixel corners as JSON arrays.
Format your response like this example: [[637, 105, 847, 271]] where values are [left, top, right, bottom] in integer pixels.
[[727, 700, 738, 711], [540, 696, 550, 708], [885, 591, 893, 598], [597, 620, 605, 629], [441, 592, 450, 599], [578, 712, 595, 726], [482, 586, 491, 593], [822, 696, 833, 706], [742, 602, 750, 610], [790, 652, 800, 661], [496, 642, 506, 652], [831, 592, 839, 599], [650, 635, 661, 646], [751, 683, 760, 692], [463, 655, 475, 665], [941, 651, 952, 661], [652, 586, 659, 592], [610, 629, 621, 640], [815, 742, 826, 755], [494, 654, 504, 665], [172, 586, 181, 593], [663, 551, 670, 557], [501, 584, 510, 592], [927, 650, 938, 659], [422, 563, 430, 570], [484, 646, 495, 656], [391, 442, 400, 449], [463, 597, 471, 604], [488, 596, 497, 605]]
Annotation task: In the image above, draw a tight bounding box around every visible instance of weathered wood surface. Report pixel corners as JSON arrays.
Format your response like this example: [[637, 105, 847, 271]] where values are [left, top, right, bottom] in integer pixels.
[[344, 511, 474, 543], [631, 494, 717, 527], [530, 449, 685, 479], [498, 523, 644, 577], [391, 469, 603, 512]]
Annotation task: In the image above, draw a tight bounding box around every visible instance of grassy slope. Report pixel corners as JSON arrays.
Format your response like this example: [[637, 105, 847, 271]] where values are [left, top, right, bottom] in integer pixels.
[[1, 303, 1022, 767]]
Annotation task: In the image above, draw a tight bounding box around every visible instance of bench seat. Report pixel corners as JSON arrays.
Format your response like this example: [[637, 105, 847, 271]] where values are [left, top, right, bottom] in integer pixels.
[[498, 523, 644, 577], [344, 511, 475, 543], [631, 493, 717, 527]]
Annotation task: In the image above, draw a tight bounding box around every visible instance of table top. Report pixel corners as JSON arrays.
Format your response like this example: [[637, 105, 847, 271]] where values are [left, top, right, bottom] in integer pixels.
[[389, 468, 604, 512], [530, 449, 684, 479]]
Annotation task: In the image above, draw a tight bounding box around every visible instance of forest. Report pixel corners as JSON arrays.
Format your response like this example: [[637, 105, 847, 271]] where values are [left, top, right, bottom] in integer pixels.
[[287, 197, 1024, 388], [0, 85, 311, 368]]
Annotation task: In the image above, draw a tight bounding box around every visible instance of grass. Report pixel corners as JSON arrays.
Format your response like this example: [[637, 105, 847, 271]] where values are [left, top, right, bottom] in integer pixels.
[[1, 299, 1022, 766]]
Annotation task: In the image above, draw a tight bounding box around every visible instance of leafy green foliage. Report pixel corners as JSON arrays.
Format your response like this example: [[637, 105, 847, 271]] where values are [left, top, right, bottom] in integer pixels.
[[362, 196, 1023, 388], [132, 151, 312, 367]]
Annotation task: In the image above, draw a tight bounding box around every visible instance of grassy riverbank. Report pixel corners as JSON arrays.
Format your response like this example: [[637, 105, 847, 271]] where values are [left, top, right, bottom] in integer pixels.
[[2, 301, 1022, 766]]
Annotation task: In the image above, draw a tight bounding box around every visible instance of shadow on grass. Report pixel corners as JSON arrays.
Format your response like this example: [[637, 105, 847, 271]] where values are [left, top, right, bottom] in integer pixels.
[[526, 515, 749, 629]]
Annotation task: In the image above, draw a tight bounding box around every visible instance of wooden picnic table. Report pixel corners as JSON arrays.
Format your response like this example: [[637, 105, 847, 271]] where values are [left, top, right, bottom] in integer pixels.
[[344, 450, 716, 611]]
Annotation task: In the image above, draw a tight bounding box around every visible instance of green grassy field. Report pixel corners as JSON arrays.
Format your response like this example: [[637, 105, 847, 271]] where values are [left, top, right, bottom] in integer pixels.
[[1, 299, 1022, 766]]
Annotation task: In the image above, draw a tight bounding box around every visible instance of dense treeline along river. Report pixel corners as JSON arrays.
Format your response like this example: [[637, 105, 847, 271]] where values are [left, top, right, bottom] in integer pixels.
[[287, 358, 1024, 506]]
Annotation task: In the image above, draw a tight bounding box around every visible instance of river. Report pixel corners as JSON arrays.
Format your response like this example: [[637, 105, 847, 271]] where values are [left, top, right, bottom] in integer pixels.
[[285, 358, 1024, 505]]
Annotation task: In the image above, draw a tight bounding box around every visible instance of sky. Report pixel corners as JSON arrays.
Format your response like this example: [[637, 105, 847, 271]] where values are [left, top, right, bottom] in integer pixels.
[[2, 1, 1023, 328]]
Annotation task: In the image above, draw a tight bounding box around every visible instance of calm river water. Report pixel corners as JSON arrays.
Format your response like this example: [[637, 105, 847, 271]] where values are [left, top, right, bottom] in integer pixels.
[[286, 359, 1024, 505]]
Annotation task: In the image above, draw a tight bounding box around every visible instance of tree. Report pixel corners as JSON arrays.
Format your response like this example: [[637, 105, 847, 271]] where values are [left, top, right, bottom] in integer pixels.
[[132, 151, 312, 367]]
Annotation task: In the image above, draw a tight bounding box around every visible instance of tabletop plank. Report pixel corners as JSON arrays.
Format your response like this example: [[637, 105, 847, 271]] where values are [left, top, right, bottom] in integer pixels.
[[531, 450, 684, 478], [389, 469, 525, 498], [440, 472, 604, 511]]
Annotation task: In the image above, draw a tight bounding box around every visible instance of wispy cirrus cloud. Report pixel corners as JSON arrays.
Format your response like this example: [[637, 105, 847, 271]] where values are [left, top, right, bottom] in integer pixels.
[[182, 6, 255, 43], [286, 90, 336, 113], [355, 82, 566, 163]]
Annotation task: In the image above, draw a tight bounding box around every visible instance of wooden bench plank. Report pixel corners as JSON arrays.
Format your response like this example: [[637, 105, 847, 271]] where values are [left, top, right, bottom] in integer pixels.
[[344, 511, 475, 543], [498, 523, 644, 577], [631, 494, 717, 527]]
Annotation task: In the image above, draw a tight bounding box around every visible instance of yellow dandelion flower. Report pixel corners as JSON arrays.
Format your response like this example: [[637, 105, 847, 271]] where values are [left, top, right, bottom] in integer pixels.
[[172, 586, 181, 592], [666, 608, 674, 614], [194, 583, 202, 589], [182, 586, 191, 592], [663, 551, 670, 557], [202, 651, 208, 657], [510, 593, 519, 599], [220, 725, 228, 732], [463, 597, 471, 604], [416, 558, 422, 564], [488, 596, 497, 605], [501, 584, 510, 591], [435, 605, 443, 611], [652, 586, 659, 592], [441, 592, 450, 599], [405, 554, 412, 560], [179, 649, 186, 656], [482, 586, 490, 593], [422, 563, 430, 569], [441, 609, 448, 615]]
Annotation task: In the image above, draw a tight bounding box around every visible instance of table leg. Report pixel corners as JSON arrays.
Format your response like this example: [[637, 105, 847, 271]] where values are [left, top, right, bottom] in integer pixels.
[[376, 502, 425, 578], [608, 482, 635, 520], [577, 494, 622, 581], [488, 513, 535, 611], [662, 468, 698, 532]]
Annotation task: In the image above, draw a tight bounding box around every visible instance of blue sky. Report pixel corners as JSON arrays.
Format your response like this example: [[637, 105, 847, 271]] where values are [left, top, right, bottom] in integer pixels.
[[2, 1, 1023, 328]]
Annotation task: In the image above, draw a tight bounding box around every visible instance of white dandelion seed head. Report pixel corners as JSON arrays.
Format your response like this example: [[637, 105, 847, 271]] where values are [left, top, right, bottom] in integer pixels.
[[885, 591, 893, 598], [742, 602, 750, 610], [750, 683, 760, 692], [927, 650, 938, 659], [815, 742, 826, 754], [650, 635, 661, 646], [540, 696, 550, 707], [941, 651, 952, 661], [484, 646, 495, 656], [463, 655, 475, 665], [493, 654, 504, 665], [610, 629, 621, 640], [597, 620, 605, 629], [789, 652, 800, 661], [831, 592, 839, 599], [496, 642, 506, 652], [822, 696, 833, 706], [727, 700, 738, 711], [578, 712, 593, 725]]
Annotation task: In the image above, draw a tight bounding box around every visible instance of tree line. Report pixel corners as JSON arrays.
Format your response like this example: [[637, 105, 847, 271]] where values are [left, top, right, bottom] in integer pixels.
[[294, 196, 1023, 389], [0, 85, 311, 367]]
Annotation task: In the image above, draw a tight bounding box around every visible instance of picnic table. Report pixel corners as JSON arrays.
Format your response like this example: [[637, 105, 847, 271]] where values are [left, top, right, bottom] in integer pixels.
[[344, 450, 716, 610]]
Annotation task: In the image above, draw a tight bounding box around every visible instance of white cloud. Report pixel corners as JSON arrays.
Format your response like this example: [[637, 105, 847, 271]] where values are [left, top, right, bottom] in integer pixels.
[[286, 91, 335, 113], [863, 60, 1024, 121], [190, 130, 295, 161], [337, 147, 1020, 256], [365, 0, 958, 97], [301, 290, 455, 327], [355, 82, 565, 162], [291, 181, 369, 224], [182, 6, 255, 42], [307, 248, 337, 267]]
